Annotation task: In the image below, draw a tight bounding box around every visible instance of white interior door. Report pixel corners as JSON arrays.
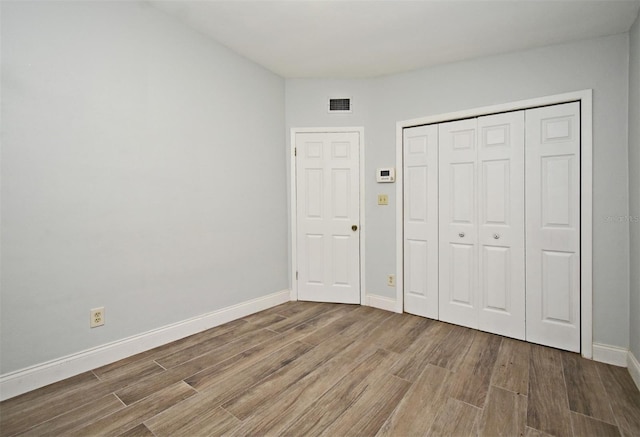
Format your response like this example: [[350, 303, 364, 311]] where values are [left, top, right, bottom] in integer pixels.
[[525, 102, 581, 352], [477, 112, 525, 340], [438, 118, 479, 329], [403, 125, 439, 318], [296, 131, 360, 304]]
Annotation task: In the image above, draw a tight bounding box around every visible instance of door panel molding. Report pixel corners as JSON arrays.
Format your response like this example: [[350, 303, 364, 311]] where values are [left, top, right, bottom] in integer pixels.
[[403, 124, 439, 318], [526, 102, 581, 351], [396, 90, 593, 358], [291, 127, 365, 305]]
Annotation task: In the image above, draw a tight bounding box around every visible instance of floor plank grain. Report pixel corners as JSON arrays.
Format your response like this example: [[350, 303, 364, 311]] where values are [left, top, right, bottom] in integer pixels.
[[448, 331, 502, 408], [280, 349, 398, 436], [116, 423, 156, 437], [377, 364, 452, 437], [562, 351, 616, 424], [527, 345, 572, 437], [146, 404, 240, 437], [92, 319, 248, 379], [597, 362, 640, 437], [427, 397, 480, 437], [229, 333, 381, 436], [221, 333, 356, 420], [570, 412, 621, 437], [491, 337, 531, 395], [116, 328, 278, 405], [70, 382, 196, 437], [18, 394, 125, 437], [319, 374, 410, 437], [2, 302, 640, 437], [477, 385, 527, 437], [389, 321, 452, 382]]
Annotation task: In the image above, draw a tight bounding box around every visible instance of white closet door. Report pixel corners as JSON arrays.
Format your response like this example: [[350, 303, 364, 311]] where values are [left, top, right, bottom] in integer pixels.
[[477, 112, 525, 340], [525, 102, 581, 352], [296, 132, 360, 304], [403, 125, 439, 318], [439, 119, 478, 329]]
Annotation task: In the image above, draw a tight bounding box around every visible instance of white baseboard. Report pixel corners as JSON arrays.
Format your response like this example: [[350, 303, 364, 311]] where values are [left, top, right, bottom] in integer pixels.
[[628, 351, 640, 391], [366, 294, 397, 313], [592, 343, 628, 367], [0, 289, 290, 401]]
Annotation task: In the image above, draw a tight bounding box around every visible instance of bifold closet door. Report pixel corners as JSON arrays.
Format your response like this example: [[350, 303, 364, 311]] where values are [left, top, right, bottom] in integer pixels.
[[439, 118, 479, 328], [525, 102, 581, 352], [403, 125, 439, 318], [439, 114, 525, 337], [477, 112, 525, 340], [404, 102, 580, 351]]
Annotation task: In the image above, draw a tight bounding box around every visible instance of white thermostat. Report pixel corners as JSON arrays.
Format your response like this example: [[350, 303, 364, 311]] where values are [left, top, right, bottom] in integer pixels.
[[376, 167, 395, 183]]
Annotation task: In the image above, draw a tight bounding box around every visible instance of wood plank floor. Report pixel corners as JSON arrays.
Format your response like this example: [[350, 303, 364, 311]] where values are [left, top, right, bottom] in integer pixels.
[[1, 302, 639, 437]]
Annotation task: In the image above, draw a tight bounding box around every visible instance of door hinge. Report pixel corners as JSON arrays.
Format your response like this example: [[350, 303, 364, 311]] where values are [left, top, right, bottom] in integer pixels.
[[296, 271, 298, 280], [294, 147, 297, 157]]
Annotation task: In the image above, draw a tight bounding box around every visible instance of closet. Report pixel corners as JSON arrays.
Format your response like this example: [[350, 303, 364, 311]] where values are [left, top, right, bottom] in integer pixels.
[[403, 102, 581, 352]]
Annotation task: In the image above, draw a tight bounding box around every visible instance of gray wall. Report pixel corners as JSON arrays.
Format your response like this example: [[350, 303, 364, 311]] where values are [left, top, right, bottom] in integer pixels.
[[629, 12, 640, 359], [286, 34, 631, 348], [1, 1, 287, 373]]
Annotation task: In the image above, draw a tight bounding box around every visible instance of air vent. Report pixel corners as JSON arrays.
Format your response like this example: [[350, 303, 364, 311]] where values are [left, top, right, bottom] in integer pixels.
[[328, 98, 352, 113]]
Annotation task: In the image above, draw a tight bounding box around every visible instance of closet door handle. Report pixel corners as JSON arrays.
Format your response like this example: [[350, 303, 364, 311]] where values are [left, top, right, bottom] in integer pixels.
[[493, 233, 500, 239], [458, 232, 465, 238]]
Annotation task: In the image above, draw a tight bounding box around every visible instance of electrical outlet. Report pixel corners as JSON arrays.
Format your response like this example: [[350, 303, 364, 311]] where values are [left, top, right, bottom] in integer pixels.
[[90, 307, 105, 328], [387, 274, 395, 287], [378, 194, 389, 205]]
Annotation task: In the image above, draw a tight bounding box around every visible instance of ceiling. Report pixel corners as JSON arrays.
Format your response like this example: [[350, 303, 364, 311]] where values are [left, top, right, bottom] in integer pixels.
[[151, 0, 640, 78]]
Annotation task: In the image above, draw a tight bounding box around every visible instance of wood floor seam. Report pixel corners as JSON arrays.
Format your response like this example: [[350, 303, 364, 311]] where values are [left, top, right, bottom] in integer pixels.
[[219, 405, 241, 422], [489, 382, 524, 396], [388, 372, 415, 384], [453, 396, 484, 412]]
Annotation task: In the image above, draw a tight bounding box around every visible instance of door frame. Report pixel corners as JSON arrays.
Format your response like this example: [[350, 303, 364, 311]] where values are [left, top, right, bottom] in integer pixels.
[[290, 127, 366, 304], [395, 90, 593, 358]]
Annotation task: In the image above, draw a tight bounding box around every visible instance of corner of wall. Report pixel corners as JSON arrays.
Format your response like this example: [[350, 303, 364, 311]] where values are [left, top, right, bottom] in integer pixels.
[[365, 294, 398, 313], [628, 8, 640, 362], [628, 350, 640, 391]]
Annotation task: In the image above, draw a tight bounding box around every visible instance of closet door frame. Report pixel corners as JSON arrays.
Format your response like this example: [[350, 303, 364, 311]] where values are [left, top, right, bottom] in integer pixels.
[[395, 90, 593, 359]]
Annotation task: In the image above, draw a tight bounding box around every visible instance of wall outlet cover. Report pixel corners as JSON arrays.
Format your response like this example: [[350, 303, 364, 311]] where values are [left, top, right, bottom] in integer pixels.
[[387, 274, 396, 287], [90, 307, 105, 328]]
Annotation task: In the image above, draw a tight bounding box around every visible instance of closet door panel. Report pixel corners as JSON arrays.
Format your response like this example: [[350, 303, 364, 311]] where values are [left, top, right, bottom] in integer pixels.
[[477, 112, 525, 340], [439, 119, 478, 329], [526, 102, 580, 352], [403, 125, 439, 318]]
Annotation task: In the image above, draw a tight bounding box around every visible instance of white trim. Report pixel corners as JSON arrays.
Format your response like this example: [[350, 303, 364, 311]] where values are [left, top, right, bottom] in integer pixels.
[[366, 294, 398, 313], [290, 129, 298, 301], [395, 90, 594, 358], [395, 120, 405, 314], [592, 343, 628, 367], [290, 127, 366, 305], [579, 93, 594, 358], [627, 351, 640, 391], [0, 289, 290, 401]]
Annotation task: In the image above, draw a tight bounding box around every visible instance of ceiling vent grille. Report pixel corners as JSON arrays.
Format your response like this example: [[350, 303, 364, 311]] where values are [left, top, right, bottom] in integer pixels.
[[328, 98, 352, 113]]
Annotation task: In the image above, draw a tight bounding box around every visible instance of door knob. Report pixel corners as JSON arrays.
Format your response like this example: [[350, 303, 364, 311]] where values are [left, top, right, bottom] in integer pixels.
[[352, 225, 358, 231], [493, 233, 501, 239], [458, 232, 465, 238]]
